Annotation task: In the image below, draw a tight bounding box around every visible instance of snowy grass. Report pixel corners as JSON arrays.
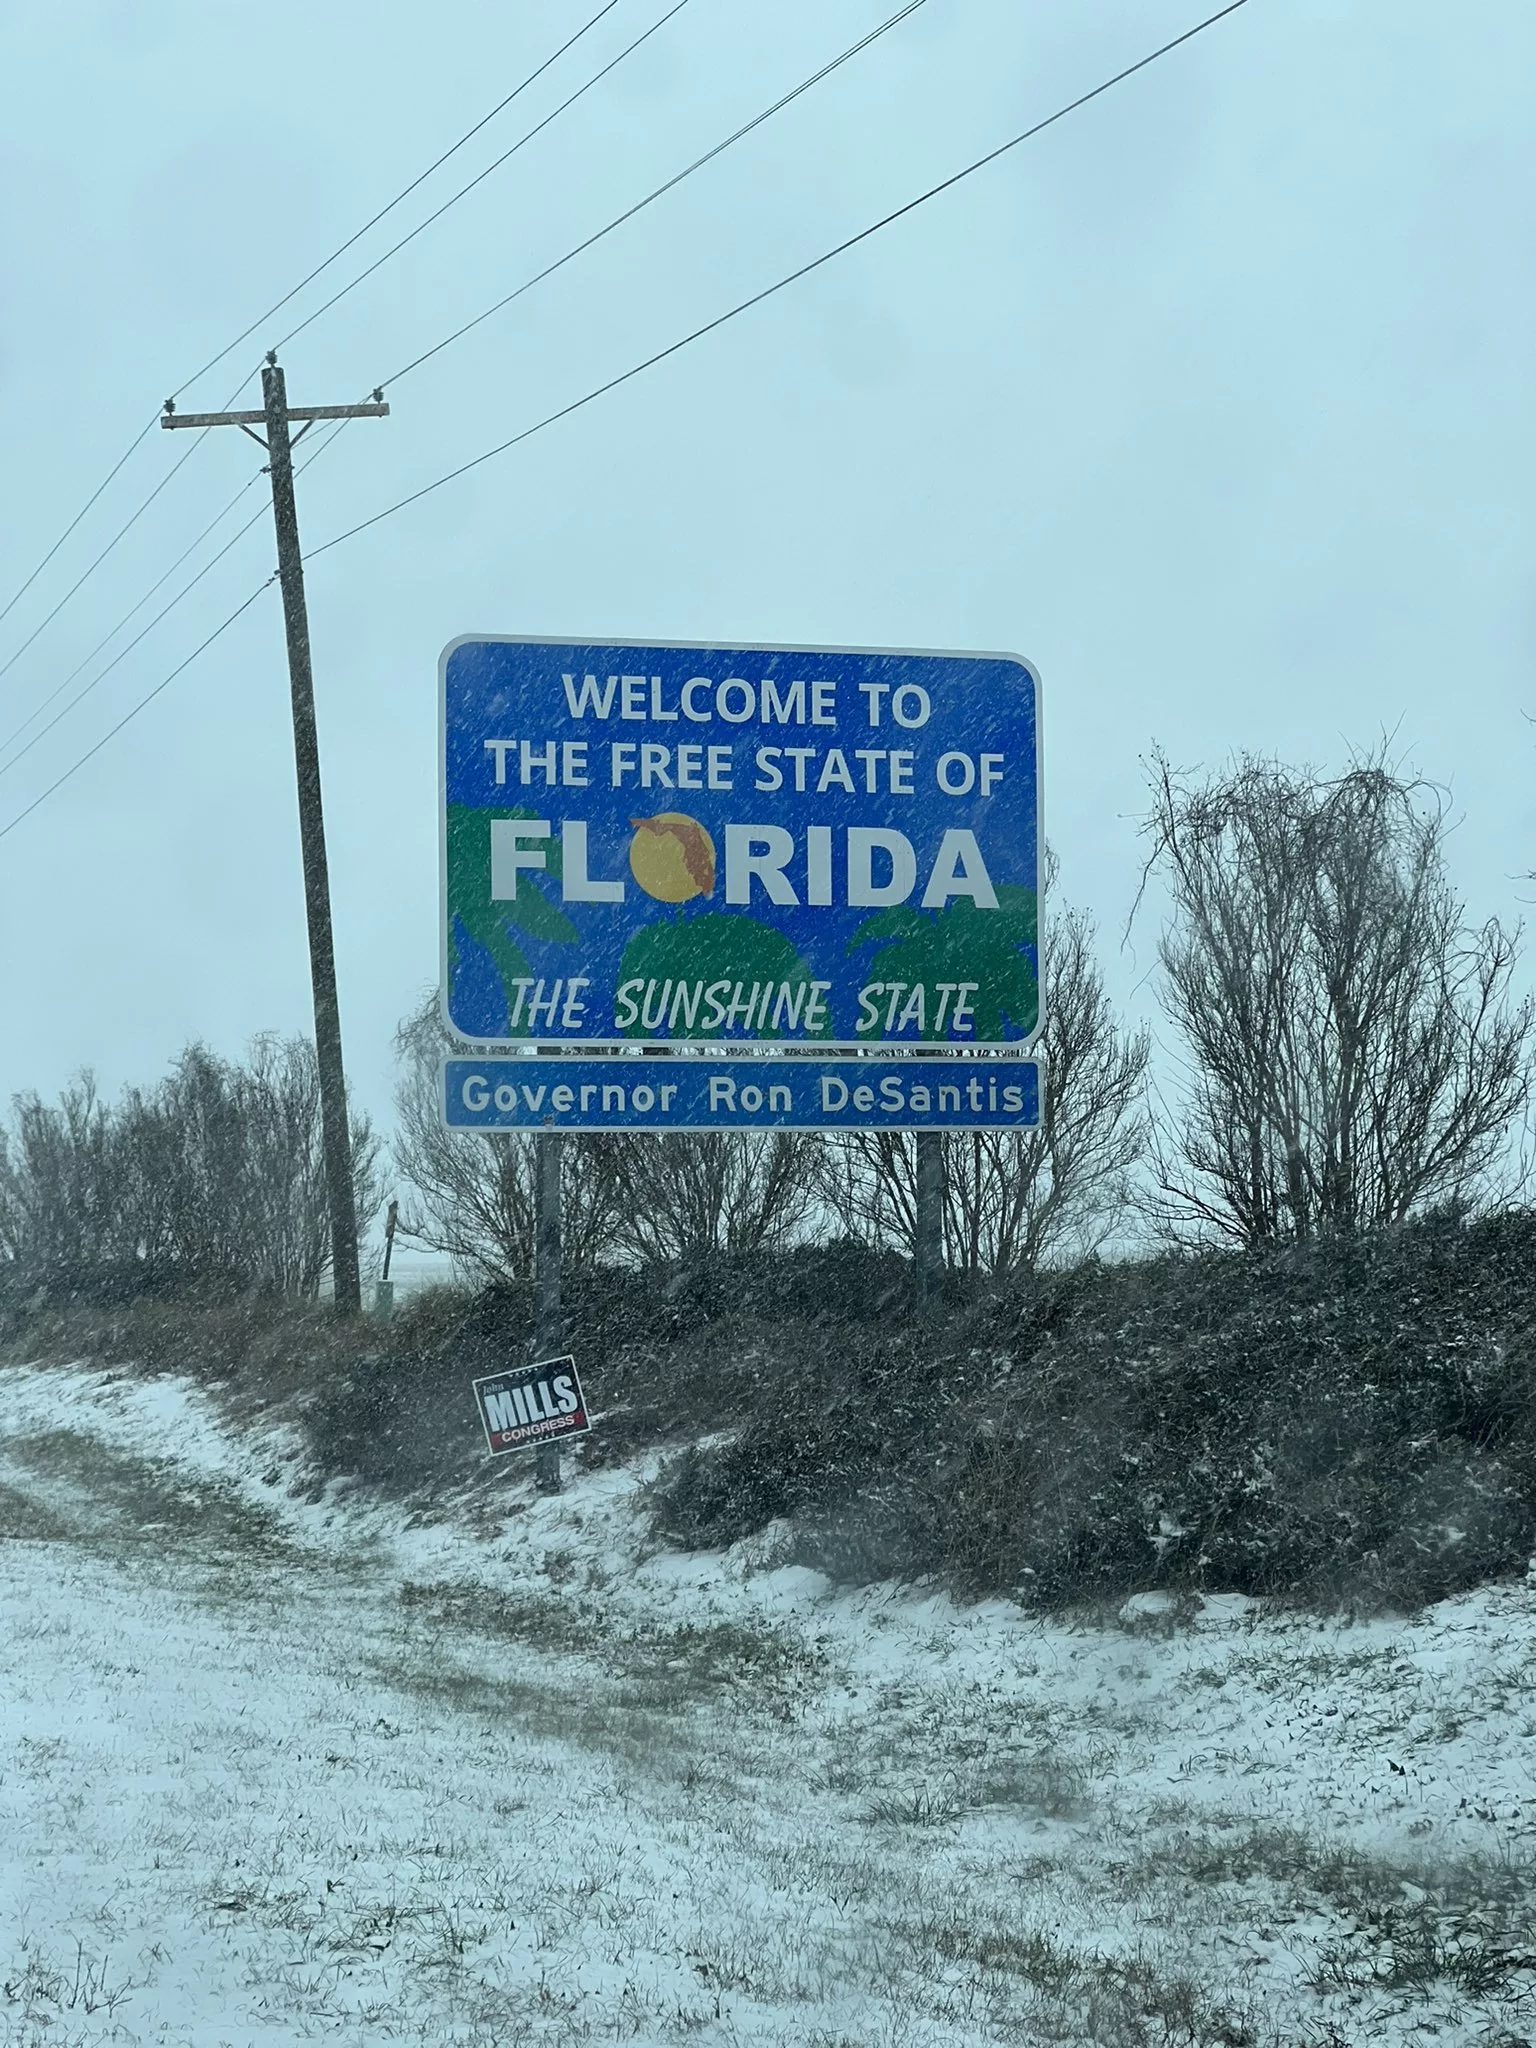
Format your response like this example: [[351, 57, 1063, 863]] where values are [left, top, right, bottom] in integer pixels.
[[2, 1360, 1535, 2046]]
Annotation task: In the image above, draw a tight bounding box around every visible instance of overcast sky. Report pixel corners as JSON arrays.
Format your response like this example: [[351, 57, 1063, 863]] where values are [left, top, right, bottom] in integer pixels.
[[1, 0, 1532, 1179]]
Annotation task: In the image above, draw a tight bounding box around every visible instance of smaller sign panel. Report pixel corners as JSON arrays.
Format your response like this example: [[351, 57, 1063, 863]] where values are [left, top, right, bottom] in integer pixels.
[[444, 1055, 1040, 1132], [472, 1354, 591, 1456]]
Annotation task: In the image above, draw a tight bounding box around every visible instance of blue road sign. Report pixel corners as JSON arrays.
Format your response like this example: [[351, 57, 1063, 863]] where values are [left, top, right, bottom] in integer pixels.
[[443, 1055, 1041, 1133], [442, 638, 1040, 1051]]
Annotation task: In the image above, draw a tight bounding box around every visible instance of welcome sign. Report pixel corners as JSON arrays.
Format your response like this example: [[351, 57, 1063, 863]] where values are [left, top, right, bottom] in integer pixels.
[[440, 638, 1041, 1050]]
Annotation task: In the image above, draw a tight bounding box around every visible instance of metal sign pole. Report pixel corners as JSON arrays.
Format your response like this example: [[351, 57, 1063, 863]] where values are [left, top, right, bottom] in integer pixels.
[[915, 1129, 945, 1311], [533, 1131, 563, 1493]]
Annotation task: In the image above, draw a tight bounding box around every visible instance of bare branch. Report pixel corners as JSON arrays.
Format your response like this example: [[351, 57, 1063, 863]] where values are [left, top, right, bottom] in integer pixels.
[[390, 998, 626, 1277]]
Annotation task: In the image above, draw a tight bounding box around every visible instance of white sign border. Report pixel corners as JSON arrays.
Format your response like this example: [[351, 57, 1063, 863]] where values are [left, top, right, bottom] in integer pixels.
[[439, 635, 1044, 1054]]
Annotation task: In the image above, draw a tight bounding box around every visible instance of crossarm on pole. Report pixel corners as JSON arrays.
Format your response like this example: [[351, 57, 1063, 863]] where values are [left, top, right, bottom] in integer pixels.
[[162, 402, 388, 429]]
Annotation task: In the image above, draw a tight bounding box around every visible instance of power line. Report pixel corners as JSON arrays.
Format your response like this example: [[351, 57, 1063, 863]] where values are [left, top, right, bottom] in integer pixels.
[[0, 2, 618, 647], [2, 0, 918, 753], [0, 0, 1253, 844], [0, 0, 697, 694], [0, 359, 276, 701], [0, 500, 270, 784], [380, 0, 928, 394], [315, 0, 1252, 562], [0, 471, 264, 763], [272, 0, 693, 359], [0, 399, 244, 689], [0, 422, 350, 782], [170, 0, 621, 404], [0, 416, 159, 634], [0, 580, 274, 845]]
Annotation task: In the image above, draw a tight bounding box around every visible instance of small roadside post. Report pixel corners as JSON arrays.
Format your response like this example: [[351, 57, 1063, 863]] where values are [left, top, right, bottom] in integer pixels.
[[374, 1199, 399, 1316], [915, 1130, 945, 1313], [533, 1133, 563, 1494]]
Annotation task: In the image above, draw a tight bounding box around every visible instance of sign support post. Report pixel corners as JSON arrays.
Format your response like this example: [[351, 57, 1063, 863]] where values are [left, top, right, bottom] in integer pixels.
[[533, 1131, 563, 1493], [915, 1129, 945, 1309]]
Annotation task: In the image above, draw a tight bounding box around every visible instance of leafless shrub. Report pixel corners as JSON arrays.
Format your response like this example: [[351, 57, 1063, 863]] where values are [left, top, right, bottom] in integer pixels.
[[0, 1038, 380, 1301], [127, 1036, 380, 1298], [1140, 749, 1533, 1243], [605, 1129, 821, 1262], [391, 997, 627, 1277], [395, 997, 820, 1270]]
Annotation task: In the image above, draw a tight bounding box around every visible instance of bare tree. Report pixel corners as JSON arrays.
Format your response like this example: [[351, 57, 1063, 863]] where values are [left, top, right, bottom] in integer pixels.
[[1140, 750, 1533, 1243], [607, 1129, 820, 1263], [392, 999, 626, 1277], [817, 893, 1148, 1272]]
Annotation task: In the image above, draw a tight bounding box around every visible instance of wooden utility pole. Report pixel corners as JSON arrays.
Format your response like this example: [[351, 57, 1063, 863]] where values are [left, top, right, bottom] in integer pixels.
[[533, 1131, 563, 1493], [162, 354, 387, 1313]]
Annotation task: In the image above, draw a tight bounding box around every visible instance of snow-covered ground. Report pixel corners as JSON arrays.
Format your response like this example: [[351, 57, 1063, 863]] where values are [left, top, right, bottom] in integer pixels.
[[1, 1361, 1533, 2047]]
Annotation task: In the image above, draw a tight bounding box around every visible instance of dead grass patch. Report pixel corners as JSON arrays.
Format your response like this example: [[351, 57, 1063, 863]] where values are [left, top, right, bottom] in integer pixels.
[[394, 1579, 831, 1715]]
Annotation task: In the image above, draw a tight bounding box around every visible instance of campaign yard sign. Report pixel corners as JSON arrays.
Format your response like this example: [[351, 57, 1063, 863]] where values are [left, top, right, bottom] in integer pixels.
[[472, 1355, 590, 1456], [441, 638, 1040, 1051]]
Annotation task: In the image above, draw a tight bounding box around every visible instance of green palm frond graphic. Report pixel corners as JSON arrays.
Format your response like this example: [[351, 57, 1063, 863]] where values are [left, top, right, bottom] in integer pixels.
[[850, 885, 1038, 1040], [446, 806, 578, 1022]]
